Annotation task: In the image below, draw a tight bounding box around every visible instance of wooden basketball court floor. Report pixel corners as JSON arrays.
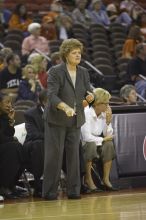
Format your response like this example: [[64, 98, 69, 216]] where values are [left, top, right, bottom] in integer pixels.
[[1, 189, 146, 220]]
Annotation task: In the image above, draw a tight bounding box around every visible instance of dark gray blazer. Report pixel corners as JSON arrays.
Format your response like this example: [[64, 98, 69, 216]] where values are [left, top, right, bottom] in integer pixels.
[[44, 62, 92, 128]]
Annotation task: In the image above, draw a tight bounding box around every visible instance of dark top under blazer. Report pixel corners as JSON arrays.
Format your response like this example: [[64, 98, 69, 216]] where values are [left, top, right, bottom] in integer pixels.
[[24, 105, 44, 142], [44, 62, 92, 128]]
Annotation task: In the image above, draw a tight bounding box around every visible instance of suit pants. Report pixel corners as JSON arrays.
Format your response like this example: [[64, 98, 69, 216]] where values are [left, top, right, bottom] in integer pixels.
[[23, 140, 44, 192], [42, 122, 81, 198]]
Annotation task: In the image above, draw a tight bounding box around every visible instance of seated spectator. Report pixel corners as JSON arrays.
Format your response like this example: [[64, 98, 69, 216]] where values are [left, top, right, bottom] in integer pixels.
[[90, 0, 110, 27], [106, 2, 132, 26], [120, 84, 137, 104], [122, 25, 142, 59], [56, 14, 73, 40], [22, 23, 50, 56], [0, 92, 24, 199], [120, 0, 136, 17], [81, 88, 116, 191], [0, 53, 22, 97], [30, 54, 48, 89], [0, 0, 11, 37], [41, 0, 61, 24], [38, 57, 49, 89], [72, 0, 93, 28], [61, 1, 75, 17], [121, 0, 143, 21], [50, 51, 62, 66], [17, 64, 41, 102], [127, 43, 146, 99], [99, 0, 110, 11], [0, 47, 13, 71], [136, 12, 146, 41], [41, 15, 57, 41], [50, 0, 63, 14], [8, 3, 32, 37], [42, 0, 70, 40], [24, 89, 48, 197], [38, 0, 62, 32]]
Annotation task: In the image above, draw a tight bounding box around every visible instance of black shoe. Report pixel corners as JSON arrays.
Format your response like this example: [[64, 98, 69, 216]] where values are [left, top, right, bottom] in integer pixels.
[[80, 185, 91, 194], [44, 195, 57, 200], [82, 183, 103, 194], [68, 194, 81, 200], [104, 184, 119, 191], [4, 192, 19, 199], [90, 188, 103, 193], [33, 190, 42, 198]]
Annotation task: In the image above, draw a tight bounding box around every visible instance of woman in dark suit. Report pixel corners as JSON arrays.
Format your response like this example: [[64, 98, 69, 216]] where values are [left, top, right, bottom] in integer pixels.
[[42, 38, 92, 200]]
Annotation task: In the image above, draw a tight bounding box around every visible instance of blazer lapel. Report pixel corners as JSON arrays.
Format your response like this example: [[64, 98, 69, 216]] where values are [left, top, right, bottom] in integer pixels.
[[61, 62, 75, 90]]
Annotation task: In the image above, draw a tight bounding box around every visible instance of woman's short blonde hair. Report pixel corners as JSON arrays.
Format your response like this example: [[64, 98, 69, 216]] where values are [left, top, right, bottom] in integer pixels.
[[59, 38, 83, 62], [93, 88, 111, 104], [30, 54, 44, 65], [22, 64, 36, 79], [30, 54, 44, 73]]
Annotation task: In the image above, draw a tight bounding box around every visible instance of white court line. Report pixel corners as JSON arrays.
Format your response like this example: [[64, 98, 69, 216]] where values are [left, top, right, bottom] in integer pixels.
[[1, 211, 146, 220]]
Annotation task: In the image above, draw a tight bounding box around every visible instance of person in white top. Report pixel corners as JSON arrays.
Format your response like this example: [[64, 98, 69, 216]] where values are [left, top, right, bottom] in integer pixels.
[[81, 88, 116, 191]]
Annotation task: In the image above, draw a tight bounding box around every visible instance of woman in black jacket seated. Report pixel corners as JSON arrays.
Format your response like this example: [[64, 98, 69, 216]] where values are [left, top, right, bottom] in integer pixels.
[[0, 93, 24, 199]]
